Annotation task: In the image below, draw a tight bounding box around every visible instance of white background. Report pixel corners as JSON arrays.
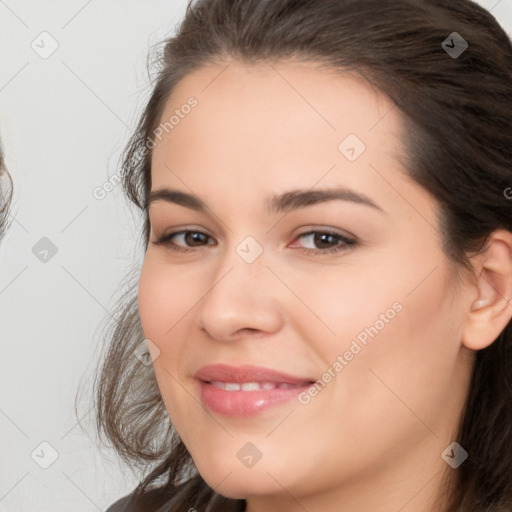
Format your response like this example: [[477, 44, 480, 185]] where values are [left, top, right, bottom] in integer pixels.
[[1, 1, 511, 510]]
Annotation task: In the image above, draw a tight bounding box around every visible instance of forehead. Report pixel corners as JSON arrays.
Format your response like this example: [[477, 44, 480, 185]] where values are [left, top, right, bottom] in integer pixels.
[[150, 59, 410, 202]]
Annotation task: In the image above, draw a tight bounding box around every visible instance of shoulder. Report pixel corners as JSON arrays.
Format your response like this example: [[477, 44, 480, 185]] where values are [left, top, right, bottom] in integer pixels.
[[104, 477, 245, 512], [105, 493, 133, 512], [104, 476, 209, 512]]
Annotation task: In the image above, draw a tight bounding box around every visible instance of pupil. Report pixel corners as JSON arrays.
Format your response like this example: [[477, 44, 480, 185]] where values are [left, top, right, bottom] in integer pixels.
[[187, 232, 206, 246], [315, 233, 334, 248]]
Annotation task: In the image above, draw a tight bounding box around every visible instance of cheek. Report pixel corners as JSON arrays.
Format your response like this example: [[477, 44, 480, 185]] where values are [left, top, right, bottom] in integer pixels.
[[305, 250, 458, 409], [137, 255, 208, 393], [333, 261, 460, 432], [138, 255, 196, 342], [137, 257, 198, 416], [138, 260, 165, 339]]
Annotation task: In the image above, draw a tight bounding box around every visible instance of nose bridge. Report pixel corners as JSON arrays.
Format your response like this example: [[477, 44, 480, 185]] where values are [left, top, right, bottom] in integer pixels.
[[213, 232, 269, 289], [208, 232, 270, 306], [194, 233, 283, 340]]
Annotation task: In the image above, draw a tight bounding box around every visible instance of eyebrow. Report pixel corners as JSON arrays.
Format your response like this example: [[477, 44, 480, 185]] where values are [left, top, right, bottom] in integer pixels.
[[146, 187, 384, 214]]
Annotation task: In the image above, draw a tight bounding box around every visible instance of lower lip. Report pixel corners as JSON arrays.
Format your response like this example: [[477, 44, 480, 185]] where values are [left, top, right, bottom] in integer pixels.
[[198, 381, 310, 417]]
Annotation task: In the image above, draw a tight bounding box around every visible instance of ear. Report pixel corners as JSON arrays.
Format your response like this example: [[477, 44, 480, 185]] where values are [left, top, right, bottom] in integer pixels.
[[462, 229, 512, 351]]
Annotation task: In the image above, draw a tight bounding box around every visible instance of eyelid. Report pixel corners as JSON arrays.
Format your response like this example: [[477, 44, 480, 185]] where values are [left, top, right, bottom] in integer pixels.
[[152, 224, 216, 241], [291, 224, 356, 241], [289, 228, 357, 254], [152, 227, 216, 249], [152, 225, 357, 256], [152, 224, 354, 241]]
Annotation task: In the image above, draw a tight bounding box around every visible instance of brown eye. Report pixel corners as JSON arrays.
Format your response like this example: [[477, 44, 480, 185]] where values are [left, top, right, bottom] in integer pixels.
[[290, 230, 357, 255], [153, 230, 215, 251]]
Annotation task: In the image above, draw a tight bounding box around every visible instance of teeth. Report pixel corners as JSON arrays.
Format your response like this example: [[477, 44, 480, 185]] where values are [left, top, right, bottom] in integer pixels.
[[210, 381, 228, 389], [241, 382, 261, 391], [209, 381, 304, 391]]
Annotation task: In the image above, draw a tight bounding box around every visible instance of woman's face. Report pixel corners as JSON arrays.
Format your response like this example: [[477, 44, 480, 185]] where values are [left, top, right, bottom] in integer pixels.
[[139, 60, 474, 510]]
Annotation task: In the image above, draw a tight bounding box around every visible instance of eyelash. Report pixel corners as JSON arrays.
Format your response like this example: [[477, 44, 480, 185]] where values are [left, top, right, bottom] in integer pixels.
[[152, 228, 357, 256]]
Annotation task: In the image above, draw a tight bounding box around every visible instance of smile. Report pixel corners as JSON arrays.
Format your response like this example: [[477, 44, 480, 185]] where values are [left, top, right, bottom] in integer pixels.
[[209, 381, 310, 391]]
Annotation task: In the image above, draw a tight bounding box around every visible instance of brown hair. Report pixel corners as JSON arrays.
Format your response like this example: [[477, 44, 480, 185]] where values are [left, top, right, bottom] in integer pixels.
[[88, 1, 512, 510], [0, 140, 13, 242]]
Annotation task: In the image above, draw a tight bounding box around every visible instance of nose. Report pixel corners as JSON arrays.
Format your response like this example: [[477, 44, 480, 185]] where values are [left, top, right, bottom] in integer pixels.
[[194, 246, 284, 342]]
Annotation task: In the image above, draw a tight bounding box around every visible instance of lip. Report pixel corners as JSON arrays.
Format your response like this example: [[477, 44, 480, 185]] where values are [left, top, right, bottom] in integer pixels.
[[194, 364, 315, 417], [195, 363, 314, 385]]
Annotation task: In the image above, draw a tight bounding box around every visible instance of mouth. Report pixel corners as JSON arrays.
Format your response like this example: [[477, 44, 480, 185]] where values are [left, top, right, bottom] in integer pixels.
[[194, 364, 316, 417], [207, 381, 311, 391], [194, 363, 315, 385]]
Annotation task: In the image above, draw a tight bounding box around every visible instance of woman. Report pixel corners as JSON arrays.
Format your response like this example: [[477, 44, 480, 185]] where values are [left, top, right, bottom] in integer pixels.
[[98, 0, 512, 510]]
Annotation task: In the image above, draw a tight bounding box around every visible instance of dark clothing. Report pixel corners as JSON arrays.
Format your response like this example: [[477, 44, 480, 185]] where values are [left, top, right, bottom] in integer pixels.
[[105, 477, 246, 512], [105, 487, 171, 512]]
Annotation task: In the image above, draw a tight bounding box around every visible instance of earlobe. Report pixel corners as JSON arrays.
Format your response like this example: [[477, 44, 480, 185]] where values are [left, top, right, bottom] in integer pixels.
[[462, 230, 512, 351]]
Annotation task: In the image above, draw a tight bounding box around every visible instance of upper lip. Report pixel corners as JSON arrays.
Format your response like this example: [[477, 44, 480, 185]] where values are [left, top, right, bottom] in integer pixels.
[[194, 364, 315, 385]]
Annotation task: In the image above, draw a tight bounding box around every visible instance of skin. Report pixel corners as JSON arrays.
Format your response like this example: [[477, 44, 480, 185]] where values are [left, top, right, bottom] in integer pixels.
[[138, 59, 512, 512]]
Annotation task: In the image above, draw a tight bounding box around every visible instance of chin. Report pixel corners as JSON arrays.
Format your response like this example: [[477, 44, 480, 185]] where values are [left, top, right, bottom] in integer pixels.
[[202, 474, 280, 500], [193, 458, 289, 499]]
